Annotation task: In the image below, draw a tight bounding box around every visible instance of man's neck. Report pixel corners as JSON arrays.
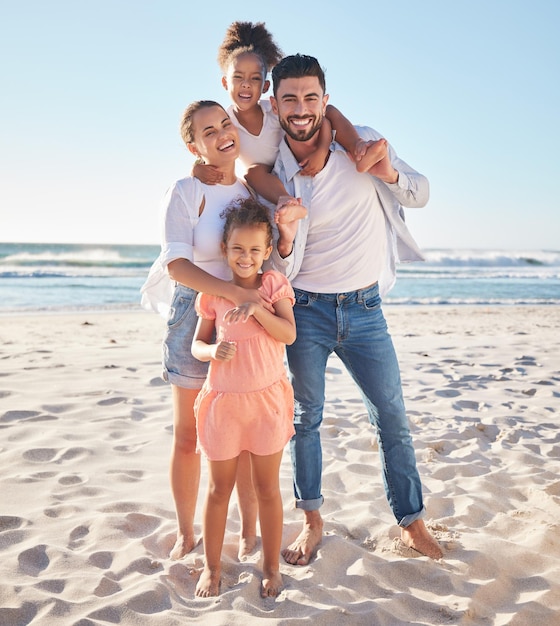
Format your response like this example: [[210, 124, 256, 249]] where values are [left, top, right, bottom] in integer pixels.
[[284, 134, 322, 166]]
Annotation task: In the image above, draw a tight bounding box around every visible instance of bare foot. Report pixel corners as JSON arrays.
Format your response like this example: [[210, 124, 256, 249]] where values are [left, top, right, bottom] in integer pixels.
[[238, 534, 257, 560], [282, 510, 323, 566], [195, 566, 221, 597], [400, 519, 443, 559], [169, 532, 196, 560], [275, 196, 307, 224], [261, 569, 283, 598], [354, 138, 387, 173]]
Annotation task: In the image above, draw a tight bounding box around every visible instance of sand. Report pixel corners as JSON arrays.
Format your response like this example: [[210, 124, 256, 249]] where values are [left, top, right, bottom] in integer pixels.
[[1, 305, 559, 625]]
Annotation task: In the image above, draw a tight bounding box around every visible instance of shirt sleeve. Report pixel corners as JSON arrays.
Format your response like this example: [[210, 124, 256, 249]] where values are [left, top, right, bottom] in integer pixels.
[[159, 178, 202, 268], [354, 126, 429, 208], [195, 292, 217, 320], [261, 271, 295, 306]]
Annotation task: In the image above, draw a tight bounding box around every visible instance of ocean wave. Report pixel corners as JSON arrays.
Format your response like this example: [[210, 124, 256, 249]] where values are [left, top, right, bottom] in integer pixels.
[[419, 249, 560, 267]]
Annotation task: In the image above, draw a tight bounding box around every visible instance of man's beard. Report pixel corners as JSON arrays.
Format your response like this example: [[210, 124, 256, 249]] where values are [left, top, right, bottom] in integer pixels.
[[279, 114, 322, 142]]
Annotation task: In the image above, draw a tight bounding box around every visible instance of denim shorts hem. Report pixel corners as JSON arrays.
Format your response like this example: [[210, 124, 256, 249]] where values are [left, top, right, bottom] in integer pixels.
[[163, 369, 205, 390]]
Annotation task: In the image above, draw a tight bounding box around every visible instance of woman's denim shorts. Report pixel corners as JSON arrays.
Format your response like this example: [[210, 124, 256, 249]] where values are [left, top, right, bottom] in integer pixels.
[[162, 284, 209, 389]]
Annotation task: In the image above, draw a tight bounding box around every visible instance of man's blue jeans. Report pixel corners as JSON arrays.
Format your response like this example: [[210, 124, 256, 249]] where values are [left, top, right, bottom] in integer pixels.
[[286, 282, 425, 527]]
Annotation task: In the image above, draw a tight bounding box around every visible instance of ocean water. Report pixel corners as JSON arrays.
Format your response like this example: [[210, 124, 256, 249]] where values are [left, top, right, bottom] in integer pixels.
[[0, 243, 559, 313]]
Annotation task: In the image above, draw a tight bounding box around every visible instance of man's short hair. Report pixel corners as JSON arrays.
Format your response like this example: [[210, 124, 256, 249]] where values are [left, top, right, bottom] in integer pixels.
[[271, 54, 326, 96]]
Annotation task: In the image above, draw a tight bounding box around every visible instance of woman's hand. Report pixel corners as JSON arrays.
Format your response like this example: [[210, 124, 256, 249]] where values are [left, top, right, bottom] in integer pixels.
[[232, 286, 274, 313], [223, 303, 258, 324]]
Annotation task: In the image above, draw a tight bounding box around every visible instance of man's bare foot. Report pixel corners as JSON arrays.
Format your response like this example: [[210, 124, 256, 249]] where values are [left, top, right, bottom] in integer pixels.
[[238, 534, 257, 560], [261, 569, 283, 598], [169, 532, 196, 560], [400, 519, 443, 559], [195, 566, 221, 597], [282, 510, 323, 566]]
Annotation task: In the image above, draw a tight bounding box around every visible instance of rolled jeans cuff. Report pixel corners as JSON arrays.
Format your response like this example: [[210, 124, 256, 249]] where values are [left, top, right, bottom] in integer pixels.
[[398, 506, 426, 528], [295, 495, 324, 511]]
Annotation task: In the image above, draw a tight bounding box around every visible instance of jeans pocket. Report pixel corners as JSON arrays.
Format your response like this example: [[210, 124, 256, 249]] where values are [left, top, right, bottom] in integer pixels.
[[362, 291, 381, 310], [167, 289, 196, 328], [294, 289, 313, 307]]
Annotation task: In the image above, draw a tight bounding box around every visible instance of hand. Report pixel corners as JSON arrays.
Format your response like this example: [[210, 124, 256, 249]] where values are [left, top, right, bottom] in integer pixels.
[[299, 152, 325, 176], [233, 287, 274, 313], [223, 303, 258, 324], [192, 162, 224, 185], [212, 340, 237, 361]]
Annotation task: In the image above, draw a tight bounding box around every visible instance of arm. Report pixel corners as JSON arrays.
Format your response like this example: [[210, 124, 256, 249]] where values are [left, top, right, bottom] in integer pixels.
[[245, 163, 290, 205], [162, 180, 272, 308], [325, 105, 363, 158], [245, 165, 307, 241], [223, 297, 296, 345], [191, 316, 237, 362], [356, 127, 430, 208], [168, 258, 271, 309], [298, 117, 332, 176]]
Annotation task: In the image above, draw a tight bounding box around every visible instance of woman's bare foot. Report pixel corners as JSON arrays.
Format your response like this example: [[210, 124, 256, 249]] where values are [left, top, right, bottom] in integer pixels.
[[238, 534, 257, 560], [195, 566, 221, 597], [400, 519, 443, 559], [261, 569, 283, 598], [281, 510, 323, 566], [169, 532, 196, 560]]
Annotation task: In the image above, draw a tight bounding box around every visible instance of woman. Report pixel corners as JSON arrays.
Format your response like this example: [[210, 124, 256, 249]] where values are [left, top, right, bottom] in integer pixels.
[[142, 101, 268, 560]]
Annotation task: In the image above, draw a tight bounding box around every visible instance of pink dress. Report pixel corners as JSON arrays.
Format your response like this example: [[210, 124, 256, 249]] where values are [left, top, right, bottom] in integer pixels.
[[194, 271, 295, 461]]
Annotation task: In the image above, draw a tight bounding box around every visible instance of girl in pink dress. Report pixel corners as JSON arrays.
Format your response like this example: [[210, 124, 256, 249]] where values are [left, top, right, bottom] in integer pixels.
[[192, 197, 296, 599]]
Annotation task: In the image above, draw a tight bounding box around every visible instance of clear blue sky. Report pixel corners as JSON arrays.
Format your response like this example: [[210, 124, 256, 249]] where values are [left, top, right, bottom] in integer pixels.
[[1, 0, 558, 250]]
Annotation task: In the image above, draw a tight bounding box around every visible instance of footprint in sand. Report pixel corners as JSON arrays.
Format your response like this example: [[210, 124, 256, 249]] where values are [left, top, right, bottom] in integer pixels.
[[97, 396, 127, 406], [0, 515, 26, 532], [94, 576, 122, 597], [435, 389, 461, 398], [1, 410, 41, 422], [0, 604, 37, 626], [18, 544, 49, 576], [23, 447, 92, 464], [58, 473, 87, 486], [88, 551, 114, 569], [44, 505, 83, 519], [115, 513, 161, 538]]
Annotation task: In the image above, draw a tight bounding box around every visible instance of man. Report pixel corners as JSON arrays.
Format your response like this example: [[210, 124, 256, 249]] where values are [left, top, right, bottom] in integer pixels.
[[269, 54, 443, 565]]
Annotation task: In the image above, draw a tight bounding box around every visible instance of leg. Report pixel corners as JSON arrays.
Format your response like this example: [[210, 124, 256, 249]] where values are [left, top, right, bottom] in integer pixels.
[[235, 451, 258, 559], [195, 457, 238, 597], [336, 285, 441, 558], [251, 450, 285, 597], [169, 385, 201, 559], [283, 292, 334, 565]]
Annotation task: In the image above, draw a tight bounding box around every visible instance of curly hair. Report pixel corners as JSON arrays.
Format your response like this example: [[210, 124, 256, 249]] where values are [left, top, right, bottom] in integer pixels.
[[220, 196, 273, 248], [217, 21, 283, 74]]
